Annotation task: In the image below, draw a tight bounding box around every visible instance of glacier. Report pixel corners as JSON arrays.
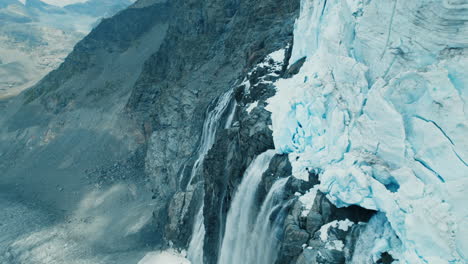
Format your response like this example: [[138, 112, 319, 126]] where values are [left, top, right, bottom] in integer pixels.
[[350, 213, 403, 264], [267, 0, 468, 263]]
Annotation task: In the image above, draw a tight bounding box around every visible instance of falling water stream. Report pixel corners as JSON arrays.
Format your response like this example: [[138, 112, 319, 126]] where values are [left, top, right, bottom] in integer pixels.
[[186, 90, 233, 187], [247, 176, 290, 264], [217, 150, 290, 264], [187, 204, 205, 264], [186, 90, 233, 264], [224, 100, 237, 129], [186, 91, 289, 264]]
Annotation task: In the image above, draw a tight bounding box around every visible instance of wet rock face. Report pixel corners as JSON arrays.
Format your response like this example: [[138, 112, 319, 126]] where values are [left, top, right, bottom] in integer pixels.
[[281, 202, 310, 259], [165, 184, 203, 245], [258, 154, 293, 204], [199, 32, 300, 263], [201, 105, 278, 263]]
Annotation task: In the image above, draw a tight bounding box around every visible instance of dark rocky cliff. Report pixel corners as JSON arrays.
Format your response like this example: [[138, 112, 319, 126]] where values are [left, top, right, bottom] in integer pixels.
[[133, 0, 300, 259]]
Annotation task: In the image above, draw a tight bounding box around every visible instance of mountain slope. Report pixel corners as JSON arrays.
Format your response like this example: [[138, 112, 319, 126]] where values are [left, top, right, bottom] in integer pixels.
[[0, 0, 134, 98], [0, 2, 171, 262]]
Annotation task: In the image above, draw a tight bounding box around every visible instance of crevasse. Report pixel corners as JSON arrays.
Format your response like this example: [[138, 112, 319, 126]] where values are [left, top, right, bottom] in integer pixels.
[[267, 0, 468, 263]]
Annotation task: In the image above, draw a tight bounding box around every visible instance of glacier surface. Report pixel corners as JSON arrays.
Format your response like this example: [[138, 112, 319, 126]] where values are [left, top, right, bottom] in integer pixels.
[[267, 0, 468, 263]]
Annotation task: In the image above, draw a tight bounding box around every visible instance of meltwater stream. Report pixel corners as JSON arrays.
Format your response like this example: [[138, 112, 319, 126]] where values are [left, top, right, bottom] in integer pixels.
[[187, 90, 233, 186], [187, 90, 233, 264], [218, 150, 290, 264]]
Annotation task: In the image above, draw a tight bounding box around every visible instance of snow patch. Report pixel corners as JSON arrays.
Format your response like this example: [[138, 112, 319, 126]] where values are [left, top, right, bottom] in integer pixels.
[[325, 240, 345, 251], [246, 101, 258, 114], [319, 219, 354, 242], [298, 185, 318, 217], [40, 0, 89, 7], [257, 49, 285, 71], [138, 250, 190, 264], [268, 49, 286, 63]]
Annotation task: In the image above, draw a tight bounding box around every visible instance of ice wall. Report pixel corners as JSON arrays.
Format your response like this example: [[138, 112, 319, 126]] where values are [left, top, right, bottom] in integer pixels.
[[267, 0, 468, 263]]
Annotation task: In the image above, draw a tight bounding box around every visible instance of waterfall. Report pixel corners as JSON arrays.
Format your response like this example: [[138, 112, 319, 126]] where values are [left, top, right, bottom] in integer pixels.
[[186, 90, 233, 264], [187, 204, 205, 264], [247, 176, 290, 264], [224, 100, 237, 129], [218, 150, 289, 264], [187, 90, 233, 186]]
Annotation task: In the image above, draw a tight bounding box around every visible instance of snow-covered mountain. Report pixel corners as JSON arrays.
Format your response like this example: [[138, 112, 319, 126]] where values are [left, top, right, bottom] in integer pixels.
[[0, 0, 134, 98]]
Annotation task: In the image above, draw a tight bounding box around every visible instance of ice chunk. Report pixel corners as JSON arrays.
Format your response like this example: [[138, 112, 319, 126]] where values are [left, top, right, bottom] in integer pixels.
[[352, 213, 403, 264]]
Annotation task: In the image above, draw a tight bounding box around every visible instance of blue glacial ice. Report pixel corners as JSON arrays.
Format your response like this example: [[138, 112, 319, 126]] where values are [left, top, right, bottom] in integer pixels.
[[351, 213, 403, 264], [266, 0, 468, 263]]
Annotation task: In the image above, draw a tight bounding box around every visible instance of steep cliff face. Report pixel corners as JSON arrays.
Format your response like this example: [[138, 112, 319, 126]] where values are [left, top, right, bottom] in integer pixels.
[[131, 0, 300, 257]]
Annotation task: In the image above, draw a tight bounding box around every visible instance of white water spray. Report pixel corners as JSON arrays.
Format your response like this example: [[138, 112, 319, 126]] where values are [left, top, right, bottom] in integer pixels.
[[218, 150, 289, 264], [187, 90, 233, 264], [187, 204, 205, 264], [187, 90, 233, 186], [224, 100, 237, 129], [247, 176, 290, 264]]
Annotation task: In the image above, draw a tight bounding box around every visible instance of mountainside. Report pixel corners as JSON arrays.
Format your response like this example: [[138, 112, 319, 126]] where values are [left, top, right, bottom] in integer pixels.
[[0, 0, 134, 98], [0, 0, 467, 264]]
